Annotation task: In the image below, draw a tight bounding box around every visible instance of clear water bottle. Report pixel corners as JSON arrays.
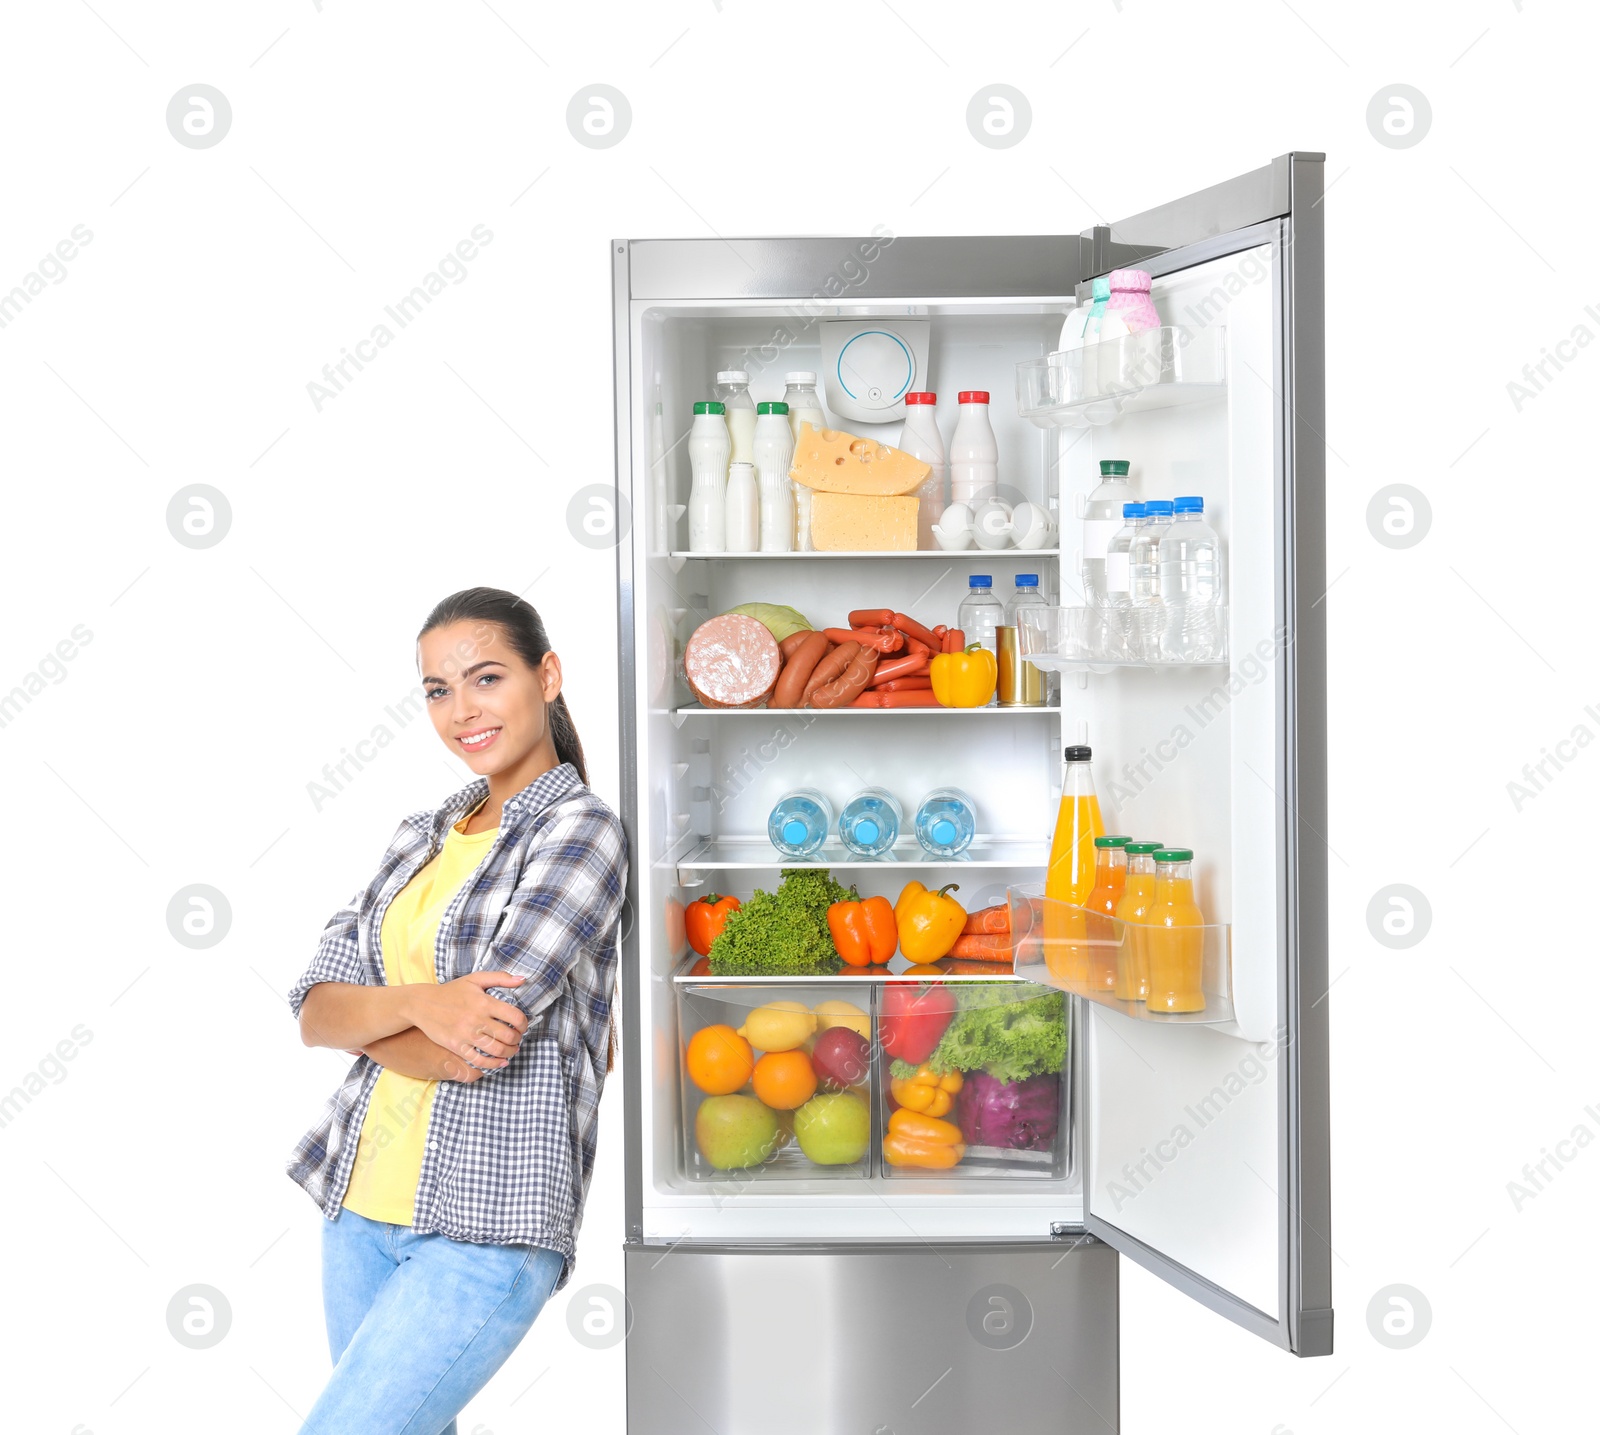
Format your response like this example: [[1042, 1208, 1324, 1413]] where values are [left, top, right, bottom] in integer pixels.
[[838, 787, 902, 858], [1158, 495, 1224, 661], [1082, 459, 1135, 607], [1128, 499, 1173, 659], [915, 787, 977, 858], [1103, 503, 1144, 609], [1005, 573, 1043, 626], [768, 788, 834, 858], [956, 574, 1004, 707]]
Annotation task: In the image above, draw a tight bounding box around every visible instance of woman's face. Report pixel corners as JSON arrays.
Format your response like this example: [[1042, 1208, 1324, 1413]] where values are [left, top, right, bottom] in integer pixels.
[[418, 619, 562, 774]]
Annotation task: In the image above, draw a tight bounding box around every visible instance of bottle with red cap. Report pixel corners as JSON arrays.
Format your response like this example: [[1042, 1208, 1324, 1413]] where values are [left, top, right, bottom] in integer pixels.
[[900, 391, 947, 550], [948, 390, 998, 508]]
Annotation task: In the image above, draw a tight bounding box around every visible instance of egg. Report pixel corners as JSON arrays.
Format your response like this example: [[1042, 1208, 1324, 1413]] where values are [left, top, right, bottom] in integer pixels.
[[931, 502, 975, 550]]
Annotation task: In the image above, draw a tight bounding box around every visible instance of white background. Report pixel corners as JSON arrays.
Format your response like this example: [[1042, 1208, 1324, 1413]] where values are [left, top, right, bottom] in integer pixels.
[[2, 1, 1592, 1431]]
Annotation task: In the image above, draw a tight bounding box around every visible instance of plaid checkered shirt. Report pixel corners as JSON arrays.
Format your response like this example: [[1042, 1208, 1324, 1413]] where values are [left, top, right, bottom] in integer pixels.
[[285, 762, 627, 1289]]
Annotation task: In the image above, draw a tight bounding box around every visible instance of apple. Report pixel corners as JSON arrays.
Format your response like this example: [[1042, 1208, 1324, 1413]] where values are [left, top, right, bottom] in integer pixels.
[[794, 1091, 870, 1166], [811, 1026, 870, 1090], [695, 1095, 780, 1170]]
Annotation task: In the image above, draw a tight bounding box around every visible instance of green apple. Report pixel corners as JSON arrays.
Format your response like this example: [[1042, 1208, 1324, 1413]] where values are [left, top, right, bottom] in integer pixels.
[[696, 1094, 780, 1169], [793, 1091, 870, 1166]]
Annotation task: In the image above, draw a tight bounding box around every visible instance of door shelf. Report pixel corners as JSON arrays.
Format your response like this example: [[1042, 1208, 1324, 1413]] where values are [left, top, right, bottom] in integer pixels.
[[1007, 888, 1236, 1025], [663, 835, 1052, 886], [1015, 325, 1226, 430], [1018, 605, 1228, 674]]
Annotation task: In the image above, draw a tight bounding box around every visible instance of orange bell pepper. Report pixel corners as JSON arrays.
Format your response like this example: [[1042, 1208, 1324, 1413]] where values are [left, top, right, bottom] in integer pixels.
[[827, 888, 899, 967], [883, 1106, 966, 1168], [890, 1064, 964, 1117]]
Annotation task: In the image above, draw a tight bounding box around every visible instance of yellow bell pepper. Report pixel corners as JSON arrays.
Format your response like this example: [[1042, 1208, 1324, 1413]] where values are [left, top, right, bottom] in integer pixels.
[[883, 1105, 966, 1168], [895, 881, 967, 963], [929, 642, 997, 708], [891, 1063, 964, 1117]]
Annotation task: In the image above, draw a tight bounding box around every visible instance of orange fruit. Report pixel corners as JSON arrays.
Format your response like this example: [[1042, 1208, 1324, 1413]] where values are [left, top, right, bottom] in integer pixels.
[[752, 1049, 818, 1111], [686, 1024, 755, 1095]]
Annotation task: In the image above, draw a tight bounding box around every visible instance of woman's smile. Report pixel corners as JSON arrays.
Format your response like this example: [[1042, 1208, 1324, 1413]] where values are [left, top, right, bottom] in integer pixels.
[[456, 725, 502, 753]]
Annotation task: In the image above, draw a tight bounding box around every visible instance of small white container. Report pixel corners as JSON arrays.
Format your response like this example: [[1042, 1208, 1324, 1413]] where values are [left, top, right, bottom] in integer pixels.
[[724, 461, 759, 552], [971, 498, 1014, 550]]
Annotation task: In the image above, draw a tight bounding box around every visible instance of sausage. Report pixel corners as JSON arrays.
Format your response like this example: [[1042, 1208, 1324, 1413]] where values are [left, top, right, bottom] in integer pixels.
[[801, 640, 857, 703], [848, 688, 943, 708], [778, 629, 817, 662], [848, 608, 895, 628], [874, 677, 933, 692], [890, 612, 941, 651], [808, 646, 878, 708], [871, 653, 929, 686], [684, 614, 782, 708], [942, 626, 966, 654], [773, 630, 831, 708], [824, 625, 903, 653]]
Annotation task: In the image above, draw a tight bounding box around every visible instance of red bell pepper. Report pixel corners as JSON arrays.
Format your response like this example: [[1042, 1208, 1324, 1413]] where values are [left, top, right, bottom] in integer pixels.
[[880, 980, 957, 1065]]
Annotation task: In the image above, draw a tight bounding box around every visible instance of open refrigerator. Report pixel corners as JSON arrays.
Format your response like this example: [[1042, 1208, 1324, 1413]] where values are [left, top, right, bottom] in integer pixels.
[[611, 153, 1330, 1434]]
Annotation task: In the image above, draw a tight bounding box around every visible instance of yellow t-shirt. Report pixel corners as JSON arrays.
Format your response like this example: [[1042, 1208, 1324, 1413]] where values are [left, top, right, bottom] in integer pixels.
[[340, 806, 499, 1225]]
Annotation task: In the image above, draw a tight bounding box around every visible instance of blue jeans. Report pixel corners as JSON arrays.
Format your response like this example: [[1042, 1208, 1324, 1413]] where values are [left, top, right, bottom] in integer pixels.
[[301, 1205, 565, 1435]]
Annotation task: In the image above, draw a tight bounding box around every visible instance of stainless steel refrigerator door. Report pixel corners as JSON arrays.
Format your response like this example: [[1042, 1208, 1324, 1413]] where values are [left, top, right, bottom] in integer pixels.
[[626, 1239, 1118, 1435], [1070, 155, 1333, 1358]]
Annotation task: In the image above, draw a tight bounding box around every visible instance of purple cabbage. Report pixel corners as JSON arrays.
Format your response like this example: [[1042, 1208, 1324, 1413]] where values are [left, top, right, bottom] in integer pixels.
[[955, 1071, 1060, 1151]]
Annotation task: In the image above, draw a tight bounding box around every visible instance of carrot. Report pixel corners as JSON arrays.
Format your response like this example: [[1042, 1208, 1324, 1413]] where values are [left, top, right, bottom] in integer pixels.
[[874, 677, 933, 692], [825, 626, 903, 654], [890, 612, 940, 650], [961, 904, 1011, 935], [942, 627, 965, 654], [949, 933, 1014, 961], [847, 689, 944, 708], [848, 608, 895, 629], [870, 653, 929, 685]]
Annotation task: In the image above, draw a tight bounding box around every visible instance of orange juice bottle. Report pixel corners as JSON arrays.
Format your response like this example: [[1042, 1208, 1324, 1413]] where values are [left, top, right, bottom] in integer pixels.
[[1084, 836, 1130, 993], [1145, 848, 1205, 1013], [1112, 841, 1163, 1000], [1043, 745, 1104, 990]]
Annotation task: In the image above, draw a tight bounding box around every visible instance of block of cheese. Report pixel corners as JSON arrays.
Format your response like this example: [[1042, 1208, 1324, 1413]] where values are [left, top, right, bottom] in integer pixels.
[[789, 422, 931, 496], [810, 492, 918, 552]]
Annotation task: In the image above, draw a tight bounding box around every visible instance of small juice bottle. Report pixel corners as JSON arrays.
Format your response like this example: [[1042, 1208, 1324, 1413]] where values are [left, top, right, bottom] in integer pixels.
[[1043, 746, 1104, 990], [1084, 836, 1130, 993], [1145, 848, 1205, 1013], [1112, 841, 1163, 1000]]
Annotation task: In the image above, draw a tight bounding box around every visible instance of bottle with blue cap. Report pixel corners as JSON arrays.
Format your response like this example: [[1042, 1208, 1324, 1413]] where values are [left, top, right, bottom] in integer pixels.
[[956, 573, 1004, 691], [1103, 502, 1145, 610], [1158, 495, 1224, 661], [838, 787, 902, 858], [768, 788, 834, 859], [1004, 572, 1043, 627], [914, 787, 978, 858]]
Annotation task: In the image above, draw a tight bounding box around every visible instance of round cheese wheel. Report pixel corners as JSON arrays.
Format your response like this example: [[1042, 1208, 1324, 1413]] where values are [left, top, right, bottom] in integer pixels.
[[684, 614, 781, 709]]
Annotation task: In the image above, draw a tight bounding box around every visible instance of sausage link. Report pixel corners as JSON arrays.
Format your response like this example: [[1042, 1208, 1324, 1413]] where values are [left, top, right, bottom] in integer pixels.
[[807, 646, 879, 708], [779, 629, 818, 662], [773, 630, 831, 707], [801, 641, 857, 704]]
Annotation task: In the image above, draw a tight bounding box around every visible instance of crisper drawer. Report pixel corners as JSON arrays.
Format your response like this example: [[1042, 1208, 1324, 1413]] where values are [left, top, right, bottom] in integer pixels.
[[674, 964, 1071, 1186]]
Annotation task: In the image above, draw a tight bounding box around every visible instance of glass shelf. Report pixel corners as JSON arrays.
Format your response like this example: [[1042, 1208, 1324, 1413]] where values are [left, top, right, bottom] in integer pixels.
[[671, 952, 1032, 985], [1007, 886, 1235, 1025], [1017, 605, 1228, 674], [665, 549, 1060, 561], [663, 835, 1051, 886], [669, 703, 1062, 720], [1015, 325, 1226, 430]]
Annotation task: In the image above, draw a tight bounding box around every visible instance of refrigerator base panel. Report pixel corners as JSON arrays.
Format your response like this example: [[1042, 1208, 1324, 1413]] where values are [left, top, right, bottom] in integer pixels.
[[624, 1239, 1118, 1435]]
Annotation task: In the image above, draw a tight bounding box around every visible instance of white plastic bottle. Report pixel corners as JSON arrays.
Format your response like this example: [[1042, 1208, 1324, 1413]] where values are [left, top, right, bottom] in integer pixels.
[[781, 372, 827, 442], [716, 370, 757, 466], [724, 460, 759, 553], [901, 391, 947, 550], [753, 401, 796, 553], [1057, 275, 1111, 352], [1082, 459, 1135, 607], [1158, 495, 1224, 661], [687, 400, 729, 553], [948, 391, 999, 508]]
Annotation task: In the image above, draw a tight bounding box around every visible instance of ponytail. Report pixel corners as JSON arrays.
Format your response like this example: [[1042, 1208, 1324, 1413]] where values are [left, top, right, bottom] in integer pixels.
[[418, 587, 589, 785]]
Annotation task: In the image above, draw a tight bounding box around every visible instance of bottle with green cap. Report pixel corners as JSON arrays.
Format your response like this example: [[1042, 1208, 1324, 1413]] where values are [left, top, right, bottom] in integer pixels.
[[688, 400, 730, 553], [1083, 459, 1137, 608], [1114, 841, 1164, 1001], [1146, 847, 1206, 1013], [1085, 835, 1132, 992], [754, 400, 795, 553]]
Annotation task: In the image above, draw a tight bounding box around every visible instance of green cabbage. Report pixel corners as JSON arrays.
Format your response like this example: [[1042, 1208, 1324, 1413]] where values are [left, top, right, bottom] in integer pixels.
[[721, 603, 812, 643]]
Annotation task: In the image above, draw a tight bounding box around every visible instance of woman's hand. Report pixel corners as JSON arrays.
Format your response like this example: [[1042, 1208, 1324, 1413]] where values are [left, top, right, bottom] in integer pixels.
[[403, 971, 530, 1072]]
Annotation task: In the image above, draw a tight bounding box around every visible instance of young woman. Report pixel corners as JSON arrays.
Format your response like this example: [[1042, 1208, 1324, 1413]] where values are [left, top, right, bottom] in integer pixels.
[[285, 587, 628, 1435]]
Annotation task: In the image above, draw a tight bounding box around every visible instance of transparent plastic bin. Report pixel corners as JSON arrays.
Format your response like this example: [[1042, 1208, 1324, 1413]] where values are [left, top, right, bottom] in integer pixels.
[[1007, 886, 1235, 1025], [1015, 325, 1226, 429], [877, 977, 1069, 1180], [1016, 603, 1228, 672], [676, 977, 876, 1181]]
